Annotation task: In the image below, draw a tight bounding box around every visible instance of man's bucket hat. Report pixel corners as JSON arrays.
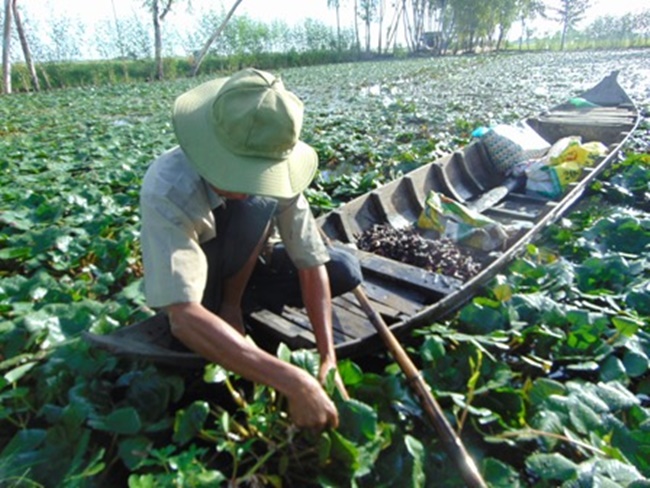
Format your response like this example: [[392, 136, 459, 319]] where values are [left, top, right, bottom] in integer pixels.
[[172, 68, 318, 199]]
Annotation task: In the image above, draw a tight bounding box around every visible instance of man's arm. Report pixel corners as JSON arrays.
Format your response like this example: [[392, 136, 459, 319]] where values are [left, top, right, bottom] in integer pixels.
[[298, 264, 349, 398], [166, 301, 339, 430]]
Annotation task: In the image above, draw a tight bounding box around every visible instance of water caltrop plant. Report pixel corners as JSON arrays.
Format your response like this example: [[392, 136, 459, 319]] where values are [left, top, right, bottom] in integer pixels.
[[1, 51, 650, 486]]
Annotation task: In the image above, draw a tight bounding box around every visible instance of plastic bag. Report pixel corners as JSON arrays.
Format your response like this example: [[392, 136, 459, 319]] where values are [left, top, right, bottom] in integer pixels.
[[417, 191, 509, 251], [525, 137, 608, 198]]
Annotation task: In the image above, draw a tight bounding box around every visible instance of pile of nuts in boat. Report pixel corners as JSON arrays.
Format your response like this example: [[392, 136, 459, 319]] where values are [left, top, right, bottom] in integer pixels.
[[356, 224, 482, 281]]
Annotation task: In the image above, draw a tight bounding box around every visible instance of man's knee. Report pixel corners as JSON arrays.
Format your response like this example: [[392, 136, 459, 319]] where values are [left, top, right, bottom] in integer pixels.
[[325, 247, 362, 297]]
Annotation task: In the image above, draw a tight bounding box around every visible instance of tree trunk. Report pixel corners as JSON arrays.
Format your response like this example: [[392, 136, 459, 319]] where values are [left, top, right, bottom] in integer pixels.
[[402, 0, 414, 52], [12, 0, 39, 91], [2, 0, 12, 94], [153, 0, 163, 80], [386, 1, 403, 50], [335, 4, 341, 51], [376, 0, 384, 54], [353, 0, 361, 53], [191, 0, 243, 77]]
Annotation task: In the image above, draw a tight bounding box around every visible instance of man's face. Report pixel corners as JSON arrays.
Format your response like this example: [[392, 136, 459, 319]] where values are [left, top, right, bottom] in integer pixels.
[[209, 185, 248, 201]]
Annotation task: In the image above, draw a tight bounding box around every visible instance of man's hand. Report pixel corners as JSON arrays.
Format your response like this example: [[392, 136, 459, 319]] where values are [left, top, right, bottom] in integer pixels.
[[286, 373, 339, 430]]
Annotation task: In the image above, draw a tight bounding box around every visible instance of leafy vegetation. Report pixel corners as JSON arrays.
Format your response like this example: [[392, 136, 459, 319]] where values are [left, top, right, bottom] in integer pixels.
[[1, 50, 649, 486]]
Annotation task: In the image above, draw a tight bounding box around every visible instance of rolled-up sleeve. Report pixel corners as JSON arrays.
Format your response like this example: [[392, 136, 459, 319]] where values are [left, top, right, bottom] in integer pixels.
[[275, 194, 329, 269], [140, 192, 208, 308]]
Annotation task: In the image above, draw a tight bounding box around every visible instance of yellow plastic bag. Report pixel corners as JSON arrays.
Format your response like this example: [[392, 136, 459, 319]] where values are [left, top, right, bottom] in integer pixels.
[[550, 140, 608, 167], [525, 138, 608, 198]]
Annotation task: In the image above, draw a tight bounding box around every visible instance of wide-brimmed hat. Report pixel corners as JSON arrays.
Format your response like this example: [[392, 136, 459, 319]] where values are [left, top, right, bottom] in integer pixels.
[[172, 68, 318, 198]]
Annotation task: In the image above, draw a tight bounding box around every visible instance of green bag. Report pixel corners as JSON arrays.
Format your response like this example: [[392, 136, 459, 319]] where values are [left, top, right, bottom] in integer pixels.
[[417, 191, 509, 251]]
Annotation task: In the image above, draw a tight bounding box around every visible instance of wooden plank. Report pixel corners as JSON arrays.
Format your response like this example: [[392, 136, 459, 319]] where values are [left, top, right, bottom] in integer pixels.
[[334, 293, 403, 320], [248, 309, 316, 349], [331, 302, 376, 340], [282, 307, 351, 343], [362, 279, 426, 316], [341, 245, 463, 297]]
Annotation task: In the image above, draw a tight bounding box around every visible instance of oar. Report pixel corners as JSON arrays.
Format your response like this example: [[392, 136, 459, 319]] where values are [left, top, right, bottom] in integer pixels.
[[352, 285, 487, 488]]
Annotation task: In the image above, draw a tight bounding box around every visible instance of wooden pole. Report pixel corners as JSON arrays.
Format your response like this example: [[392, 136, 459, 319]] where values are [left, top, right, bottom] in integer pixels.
[[352, 286, 487, 488]]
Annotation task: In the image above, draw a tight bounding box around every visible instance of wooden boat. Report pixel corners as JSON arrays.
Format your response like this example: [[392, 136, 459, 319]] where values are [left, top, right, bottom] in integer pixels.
[[83, 71, 640, 367]]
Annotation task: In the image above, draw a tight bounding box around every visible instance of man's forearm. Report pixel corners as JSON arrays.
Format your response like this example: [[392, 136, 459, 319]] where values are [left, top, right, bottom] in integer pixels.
[[166, 301, 339, 429], [167, 302, 305, 394], [298, 265, 337, 364]]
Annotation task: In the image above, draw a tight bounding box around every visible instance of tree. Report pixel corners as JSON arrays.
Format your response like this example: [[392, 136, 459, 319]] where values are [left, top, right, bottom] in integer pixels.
[[12, 0, 38, 91], [547, 0, 591, 50], [143, 0, 174, 80], [191, 0, 243, 76], [358, 0, 377, 52], [2, 0, 11, 94], [327, 0, 343, 51], [493, 0, 519, 50], [449, 0, 491, 52], [516, 0, 545, 49]]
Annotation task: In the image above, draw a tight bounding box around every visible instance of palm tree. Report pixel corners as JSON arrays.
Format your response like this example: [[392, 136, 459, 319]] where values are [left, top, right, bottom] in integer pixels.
[[549, 0, 592, 50], [327, 0, 343, 51]]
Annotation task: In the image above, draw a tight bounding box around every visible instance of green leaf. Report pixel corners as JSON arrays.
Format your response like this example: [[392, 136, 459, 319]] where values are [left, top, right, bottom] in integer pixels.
[[203, 363, 228, 384], [3, 361, 37, 383], [118, 436, 152, 470], [623, 350, 649, 378], [173, 401, 209, 446], [599, 355, 628, 383], [337, 359, 364, 386], [568, 400, 601, 435], [0, 246, 32, 260], [128, 474, 157, 488], [528, 378, 567, 406], [612, 316, 642, 338], [90, 407, 142, 435], [419, 336, 446, 363], [525, 453, 578, 482], [482, 458, 521, 488], [593, 382, 639, 411], [337, 398, 378, 443], [328, 430, 360, 475], [290, 349, 320, 377], [404, 434, 425, 487], [458, 298, 509, 334]]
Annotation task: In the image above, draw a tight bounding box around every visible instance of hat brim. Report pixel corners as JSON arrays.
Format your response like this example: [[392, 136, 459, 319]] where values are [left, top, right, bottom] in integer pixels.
[[172, 77, 318, 199]]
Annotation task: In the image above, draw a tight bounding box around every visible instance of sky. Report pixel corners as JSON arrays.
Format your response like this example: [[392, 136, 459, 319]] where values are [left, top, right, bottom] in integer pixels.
[[32, 0, 649, 30]]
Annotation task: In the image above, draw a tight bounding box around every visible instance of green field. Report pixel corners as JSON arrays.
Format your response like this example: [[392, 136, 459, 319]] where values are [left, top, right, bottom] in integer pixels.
[[1, 50, 650, 487]]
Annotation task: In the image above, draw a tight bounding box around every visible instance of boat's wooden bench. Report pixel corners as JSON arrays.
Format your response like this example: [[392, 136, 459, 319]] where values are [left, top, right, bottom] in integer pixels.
[[248, 242, 463, 351]]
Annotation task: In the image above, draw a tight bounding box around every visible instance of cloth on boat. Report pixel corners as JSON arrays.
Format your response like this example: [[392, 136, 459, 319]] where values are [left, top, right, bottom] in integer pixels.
[[139, 146, 330, 309], [481, 122, 550, 175]]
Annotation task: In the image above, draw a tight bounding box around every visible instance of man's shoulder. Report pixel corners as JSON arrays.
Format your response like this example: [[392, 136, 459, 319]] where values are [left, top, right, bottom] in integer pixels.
[[145, 146, 193, 180], [142, 147, 203, 194]]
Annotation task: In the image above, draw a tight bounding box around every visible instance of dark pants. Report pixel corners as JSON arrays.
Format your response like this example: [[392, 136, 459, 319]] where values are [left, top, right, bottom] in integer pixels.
[[200, 196, 362, 316]]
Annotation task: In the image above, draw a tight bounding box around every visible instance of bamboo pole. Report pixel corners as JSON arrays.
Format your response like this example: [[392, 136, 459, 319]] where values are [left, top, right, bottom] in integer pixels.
[[352, 286, 487, 488]]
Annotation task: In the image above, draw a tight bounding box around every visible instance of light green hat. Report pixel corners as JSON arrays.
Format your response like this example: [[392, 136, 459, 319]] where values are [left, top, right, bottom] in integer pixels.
[[172, 68, 318, 199]]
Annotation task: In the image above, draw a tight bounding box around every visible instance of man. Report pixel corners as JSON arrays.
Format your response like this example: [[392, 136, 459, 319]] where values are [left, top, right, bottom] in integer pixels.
[[139, 68, 362, 430]]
